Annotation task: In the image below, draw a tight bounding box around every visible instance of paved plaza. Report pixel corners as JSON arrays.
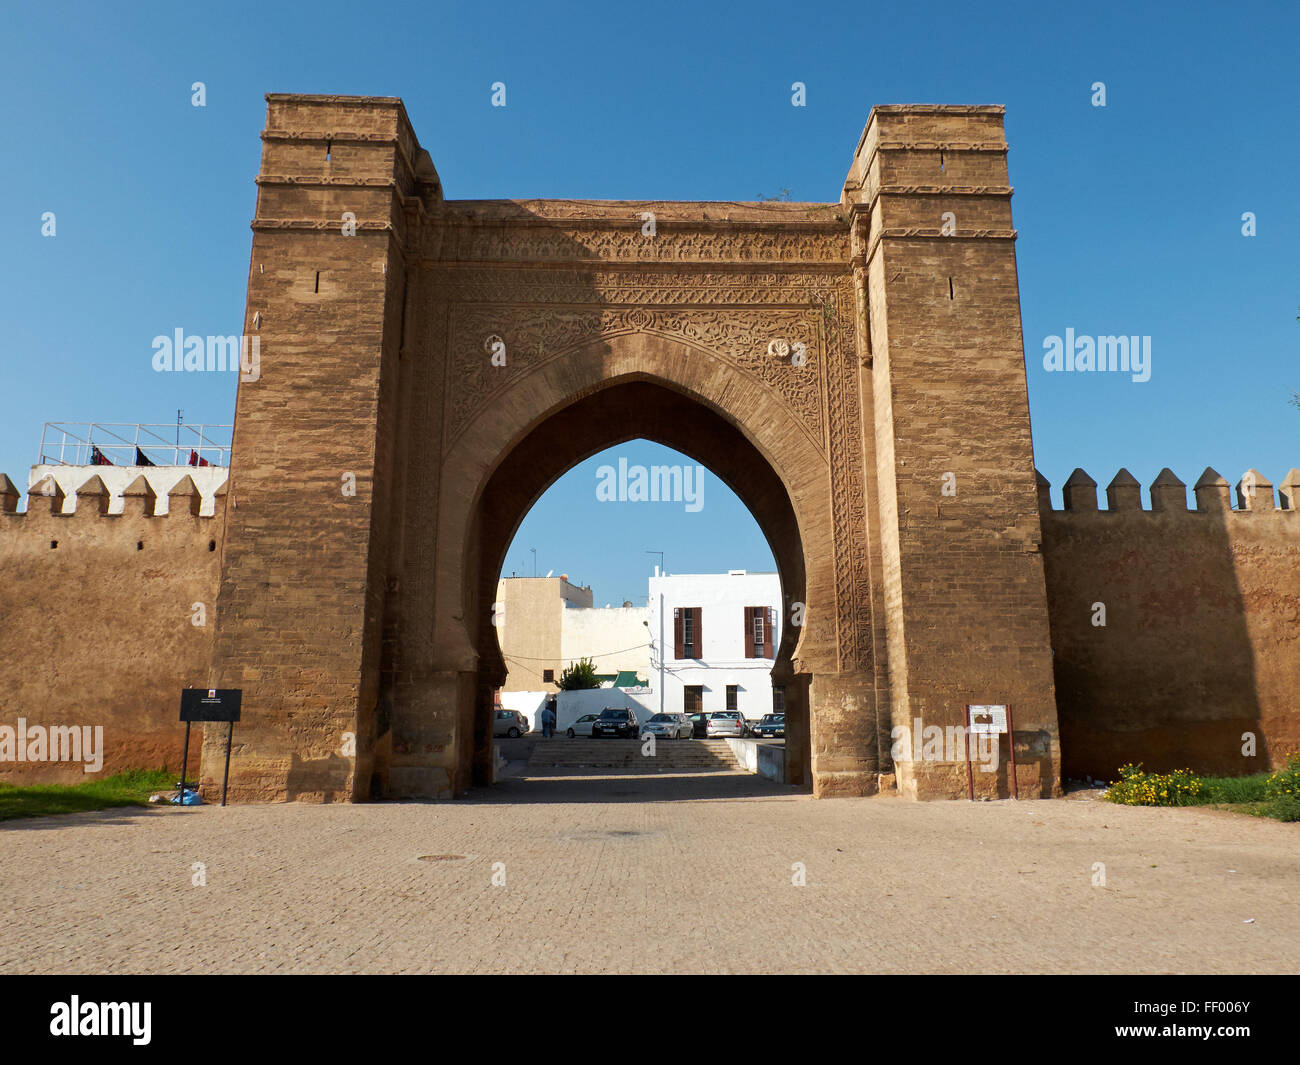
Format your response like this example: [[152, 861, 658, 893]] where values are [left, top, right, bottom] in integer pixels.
[[1, 769, 1296, 974]]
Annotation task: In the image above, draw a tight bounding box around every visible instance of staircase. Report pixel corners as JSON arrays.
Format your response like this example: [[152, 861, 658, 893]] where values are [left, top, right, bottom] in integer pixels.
[[527, 738, 741, 771]]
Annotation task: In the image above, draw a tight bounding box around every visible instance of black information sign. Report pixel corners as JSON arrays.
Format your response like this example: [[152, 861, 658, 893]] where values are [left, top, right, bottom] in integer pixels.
[[177, 688, 242, 806], [179, 688, 242, 723]]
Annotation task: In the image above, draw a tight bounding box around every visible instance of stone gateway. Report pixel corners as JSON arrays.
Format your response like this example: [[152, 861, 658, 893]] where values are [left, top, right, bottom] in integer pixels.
[[3, 95, 1295, 802], [202, 95, 1061, 803]]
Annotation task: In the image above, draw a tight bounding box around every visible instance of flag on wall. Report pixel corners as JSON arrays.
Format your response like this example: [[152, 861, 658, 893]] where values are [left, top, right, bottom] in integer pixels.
[[90, 446, 113, 466], [134, 447, 155, 467]]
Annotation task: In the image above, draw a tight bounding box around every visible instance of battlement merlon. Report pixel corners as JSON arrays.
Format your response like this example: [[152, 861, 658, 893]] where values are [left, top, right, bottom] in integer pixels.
[[254, 93, 442, 247], [1037, 467, 1300, 514], [0, 466, 229, 519]]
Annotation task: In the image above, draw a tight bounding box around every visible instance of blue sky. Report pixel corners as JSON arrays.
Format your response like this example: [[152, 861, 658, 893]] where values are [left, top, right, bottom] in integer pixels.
[[3, 1, 1296, 603]]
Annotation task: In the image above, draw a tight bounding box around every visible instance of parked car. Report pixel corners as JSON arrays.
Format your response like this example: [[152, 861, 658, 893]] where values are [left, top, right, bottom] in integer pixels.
[[753, 713, 786, 738], [493, 710, 528, 738], [706, 710, 746, 738], [689, 712, 709, 738], [566, 713, 600, 738], [643, 712, 693, 740], [591, 707, 641, 738]]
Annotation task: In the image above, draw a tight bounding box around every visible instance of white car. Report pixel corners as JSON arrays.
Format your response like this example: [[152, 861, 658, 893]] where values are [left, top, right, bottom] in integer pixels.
[[642, 712, 693, 739], [565, 713, 600, 738]]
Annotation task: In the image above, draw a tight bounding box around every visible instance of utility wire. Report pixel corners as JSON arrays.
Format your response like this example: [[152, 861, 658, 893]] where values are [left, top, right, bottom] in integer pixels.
[[497, 642, 652, 662]]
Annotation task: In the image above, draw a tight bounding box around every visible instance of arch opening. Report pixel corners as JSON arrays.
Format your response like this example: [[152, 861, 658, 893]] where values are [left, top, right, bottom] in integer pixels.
[[465, 379, 814, 795]]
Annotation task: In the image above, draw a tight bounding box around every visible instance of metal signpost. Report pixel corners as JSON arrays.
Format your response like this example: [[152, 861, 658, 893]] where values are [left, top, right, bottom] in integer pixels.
[[964, 703, 1016, 800], [178, 688, 243, 806]]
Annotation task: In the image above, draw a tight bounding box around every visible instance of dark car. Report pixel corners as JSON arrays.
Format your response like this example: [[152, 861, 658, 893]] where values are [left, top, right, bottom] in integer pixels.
[[753, 713, 786, 738], [591, 707, 641, 738], [689, 712, 709, 738]]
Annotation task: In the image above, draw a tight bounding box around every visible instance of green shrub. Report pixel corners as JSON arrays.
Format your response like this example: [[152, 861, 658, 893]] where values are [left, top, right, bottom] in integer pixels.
[[557, 656, 600, 690], [1264, 794, 1300, 822], [1106, 763, 1204, 807], [1264, 753, 1300, 801]]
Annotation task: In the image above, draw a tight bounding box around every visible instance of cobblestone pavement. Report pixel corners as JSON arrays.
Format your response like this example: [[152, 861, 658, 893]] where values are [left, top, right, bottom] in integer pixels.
[[1, 769, 1296, 974]]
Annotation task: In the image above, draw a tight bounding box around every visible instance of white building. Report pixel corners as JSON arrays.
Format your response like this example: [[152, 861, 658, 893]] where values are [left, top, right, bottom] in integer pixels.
[[646, 570, 783, 721], [499, 569, 785, 732]]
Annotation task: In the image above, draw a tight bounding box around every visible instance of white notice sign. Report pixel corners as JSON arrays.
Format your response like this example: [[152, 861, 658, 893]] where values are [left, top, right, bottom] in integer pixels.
[[968, 705, 1008, 734]]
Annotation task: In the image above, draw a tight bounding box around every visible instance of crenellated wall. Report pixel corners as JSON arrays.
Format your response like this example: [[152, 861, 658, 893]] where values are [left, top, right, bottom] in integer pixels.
[[1038, 465, 1300, 780], [0, 467, 228, 782]]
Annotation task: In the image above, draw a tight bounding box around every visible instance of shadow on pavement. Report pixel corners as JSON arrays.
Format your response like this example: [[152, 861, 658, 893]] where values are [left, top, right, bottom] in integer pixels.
[[464, 768, 808, 805]]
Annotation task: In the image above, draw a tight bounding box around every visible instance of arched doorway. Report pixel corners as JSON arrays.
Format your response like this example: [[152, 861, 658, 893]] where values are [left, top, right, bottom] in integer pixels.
[[375, 329, 870, 800], [468, 377, 814, 789]]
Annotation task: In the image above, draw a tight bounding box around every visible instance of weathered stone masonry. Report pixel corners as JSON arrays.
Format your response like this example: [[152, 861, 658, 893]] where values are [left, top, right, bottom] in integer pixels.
[[193, 95, 1063, 803], [1039, 466, 1300, 780], [2, 95, 1295, 798], [0, 470, 226, 780]]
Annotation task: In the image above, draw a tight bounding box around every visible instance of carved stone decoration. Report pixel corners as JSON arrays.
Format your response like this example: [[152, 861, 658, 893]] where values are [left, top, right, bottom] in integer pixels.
[[425, 267, 848, 308], [819, 277, 874, 669], [442, 305, 828, 454], [421, 221, 849, 266]]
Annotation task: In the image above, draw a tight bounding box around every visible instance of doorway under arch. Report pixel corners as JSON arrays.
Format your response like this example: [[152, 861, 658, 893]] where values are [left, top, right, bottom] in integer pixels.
[[471, 382, 814, 790]]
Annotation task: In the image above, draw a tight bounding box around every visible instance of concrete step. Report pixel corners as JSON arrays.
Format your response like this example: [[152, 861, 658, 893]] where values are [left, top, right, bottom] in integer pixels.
[[527, 739, 741, 770]]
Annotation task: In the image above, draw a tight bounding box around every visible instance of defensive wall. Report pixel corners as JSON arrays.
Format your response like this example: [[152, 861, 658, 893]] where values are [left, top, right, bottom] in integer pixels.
[[2, 459, 1296, 788], [1038, 465, 1300, 779], [0, 467, 227, 782]]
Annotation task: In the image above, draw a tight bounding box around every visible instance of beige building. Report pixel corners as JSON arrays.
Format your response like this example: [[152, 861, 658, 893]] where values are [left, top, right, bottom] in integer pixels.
[[494, 576, 591, 691], [494, 576, 649, 693]]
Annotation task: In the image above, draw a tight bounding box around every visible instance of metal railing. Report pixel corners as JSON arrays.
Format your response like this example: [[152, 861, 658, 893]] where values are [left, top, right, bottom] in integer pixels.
[[38, 423, 233, 467]]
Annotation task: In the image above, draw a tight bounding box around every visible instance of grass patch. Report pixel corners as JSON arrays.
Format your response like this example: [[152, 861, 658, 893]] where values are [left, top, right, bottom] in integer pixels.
[[1197, 773, 1271, 804], [0, 768, 175, 822], [1105, 756, 1300, 823]]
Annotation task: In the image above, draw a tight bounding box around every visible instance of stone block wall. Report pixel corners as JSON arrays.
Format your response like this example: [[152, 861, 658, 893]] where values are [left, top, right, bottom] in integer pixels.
[[0, 469, 226, 782], [1039, 466, 1300, 779]]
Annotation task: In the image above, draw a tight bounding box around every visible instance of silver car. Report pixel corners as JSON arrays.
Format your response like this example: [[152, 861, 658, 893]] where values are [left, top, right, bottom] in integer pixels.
[[643, 712, 693, 740], [493, 709, 528, 738], [706, 710, 746, 738]]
